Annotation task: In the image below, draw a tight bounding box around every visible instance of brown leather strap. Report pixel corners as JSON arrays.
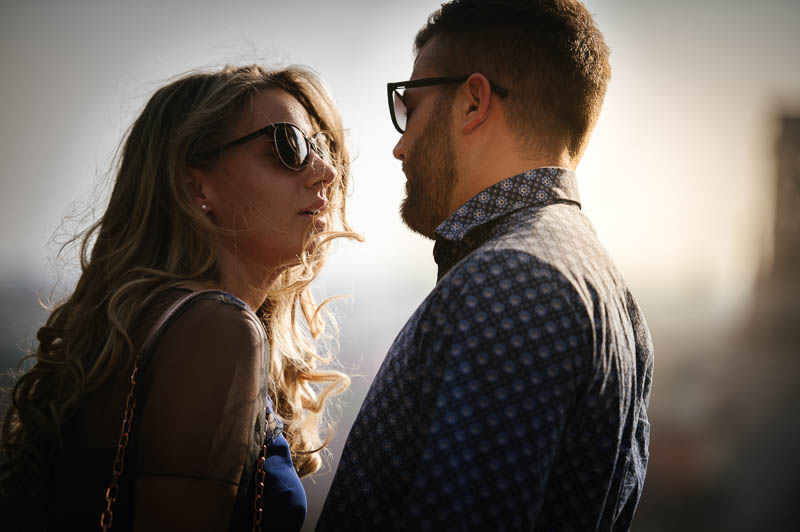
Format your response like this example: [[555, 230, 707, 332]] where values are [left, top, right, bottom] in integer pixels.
[[140, 289, 222, 355]]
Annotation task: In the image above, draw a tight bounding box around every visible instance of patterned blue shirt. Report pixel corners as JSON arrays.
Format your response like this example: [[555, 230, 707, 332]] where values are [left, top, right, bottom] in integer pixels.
[[317, 168, 654, 531]]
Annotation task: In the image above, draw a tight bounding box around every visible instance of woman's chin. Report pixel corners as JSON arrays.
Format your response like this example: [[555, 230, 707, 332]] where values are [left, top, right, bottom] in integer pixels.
[[312, 216, 327, 231]]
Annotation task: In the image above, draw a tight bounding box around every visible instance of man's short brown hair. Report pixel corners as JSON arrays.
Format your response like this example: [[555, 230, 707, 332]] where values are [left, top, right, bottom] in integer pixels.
[[415, 0, 610, 159]]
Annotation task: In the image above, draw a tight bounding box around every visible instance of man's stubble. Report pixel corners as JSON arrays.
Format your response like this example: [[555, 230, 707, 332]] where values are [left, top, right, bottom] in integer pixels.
[[400, 95, 458, 240]]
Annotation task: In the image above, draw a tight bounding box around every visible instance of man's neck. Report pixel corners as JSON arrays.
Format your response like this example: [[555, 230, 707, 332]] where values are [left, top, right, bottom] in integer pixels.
[[446, 101, 577, 220], [447, 153, 574, 215]]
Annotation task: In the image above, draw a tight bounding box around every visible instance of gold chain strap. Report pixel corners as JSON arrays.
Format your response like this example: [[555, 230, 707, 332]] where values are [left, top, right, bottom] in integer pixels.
[[100, 365, 138, 530], [252, 411, 268, 531], [98, 365, 269, 530], [99, 291, 268, 530]]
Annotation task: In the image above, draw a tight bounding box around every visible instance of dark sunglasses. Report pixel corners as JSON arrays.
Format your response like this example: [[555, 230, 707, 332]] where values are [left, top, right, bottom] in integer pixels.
[[202, 121, 330, 171], [387, 75, 510, 134]]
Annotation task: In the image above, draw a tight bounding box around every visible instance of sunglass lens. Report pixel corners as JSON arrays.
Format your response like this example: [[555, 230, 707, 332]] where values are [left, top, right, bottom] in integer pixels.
[[393, 91, 407, 132], [274, 124, 308, 169], [310, 132, 332, 161]]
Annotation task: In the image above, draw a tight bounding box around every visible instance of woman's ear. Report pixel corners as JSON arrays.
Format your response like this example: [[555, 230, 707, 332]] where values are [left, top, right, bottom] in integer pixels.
[[186, 168, 213, 214]]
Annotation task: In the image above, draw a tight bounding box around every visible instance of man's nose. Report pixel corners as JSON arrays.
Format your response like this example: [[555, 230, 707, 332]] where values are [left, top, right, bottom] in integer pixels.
[[393, 137, 405, 161]]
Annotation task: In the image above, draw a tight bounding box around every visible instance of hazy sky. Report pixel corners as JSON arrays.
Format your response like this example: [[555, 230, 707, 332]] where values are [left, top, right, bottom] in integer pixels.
[[1, 0, 799, 322]]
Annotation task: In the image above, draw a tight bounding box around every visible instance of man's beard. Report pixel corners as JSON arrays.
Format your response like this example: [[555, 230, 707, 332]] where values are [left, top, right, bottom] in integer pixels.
[[400, 100, 458, 240]]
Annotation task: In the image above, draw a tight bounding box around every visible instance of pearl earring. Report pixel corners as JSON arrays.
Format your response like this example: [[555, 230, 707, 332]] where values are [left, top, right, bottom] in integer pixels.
[[201, 204, 207, 210]]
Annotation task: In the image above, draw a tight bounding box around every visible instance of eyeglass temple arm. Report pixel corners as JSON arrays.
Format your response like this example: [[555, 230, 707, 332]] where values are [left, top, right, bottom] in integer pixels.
[[389, 76, 509, 97], [216, 124, 277, 153]]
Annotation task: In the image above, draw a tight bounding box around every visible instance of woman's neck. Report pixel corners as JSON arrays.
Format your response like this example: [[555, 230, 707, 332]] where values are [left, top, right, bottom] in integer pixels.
[[212, 247, 281, 311]]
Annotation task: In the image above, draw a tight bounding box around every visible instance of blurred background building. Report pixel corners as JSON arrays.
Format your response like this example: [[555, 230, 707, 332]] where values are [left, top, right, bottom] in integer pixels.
[[633, 115, 800, 531]]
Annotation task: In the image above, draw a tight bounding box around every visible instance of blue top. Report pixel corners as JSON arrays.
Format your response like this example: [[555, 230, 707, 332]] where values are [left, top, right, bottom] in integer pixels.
[[47, 290, 306, 531], [317, 168, 654, 531], [48, 432, 304, 531]]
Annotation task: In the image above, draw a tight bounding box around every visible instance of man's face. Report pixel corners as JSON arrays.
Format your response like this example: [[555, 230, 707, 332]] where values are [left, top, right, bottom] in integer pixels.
[[393, 42, 459, 239], [397, 92, 457, 239]]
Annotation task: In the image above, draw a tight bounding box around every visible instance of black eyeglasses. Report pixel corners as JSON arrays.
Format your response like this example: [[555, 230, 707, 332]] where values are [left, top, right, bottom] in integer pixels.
[[387, 75, 509, 134], [202, 122, 330, 171]]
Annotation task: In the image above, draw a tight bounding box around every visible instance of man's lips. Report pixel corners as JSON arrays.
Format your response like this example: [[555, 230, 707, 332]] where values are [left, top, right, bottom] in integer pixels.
[[402, 163, 412, 188], [298, 198, 327, 216]]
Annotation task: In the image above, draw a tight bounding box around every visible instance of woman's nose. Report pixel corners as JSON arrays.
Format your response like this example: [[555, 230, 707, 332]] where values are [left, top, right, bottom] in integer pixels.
[[305, 149, 335, 189]]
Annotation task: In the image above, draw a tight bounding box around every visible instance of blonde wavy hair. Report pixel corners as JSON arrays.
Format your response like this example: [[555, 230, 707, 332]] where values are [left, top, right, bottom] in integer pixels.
[[0, 64, 360, 515]]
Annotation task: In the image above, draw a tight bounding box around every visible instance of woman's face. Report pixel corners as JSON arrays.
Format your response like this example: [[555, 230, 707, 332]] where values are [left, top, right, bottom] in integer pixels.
[[197, 89, 335, 273]]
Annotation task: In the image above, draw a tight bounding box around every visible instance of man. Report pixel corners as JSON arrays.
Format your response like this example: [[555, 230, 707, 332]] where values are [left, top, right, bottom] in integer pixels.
[[318, 1, 653, 530]]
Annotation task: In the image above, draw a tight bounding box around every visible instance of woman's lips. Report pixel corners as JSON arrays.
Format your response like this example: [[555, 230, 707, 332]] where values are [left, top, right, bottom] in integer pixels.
[[298, 198, 328, 216]]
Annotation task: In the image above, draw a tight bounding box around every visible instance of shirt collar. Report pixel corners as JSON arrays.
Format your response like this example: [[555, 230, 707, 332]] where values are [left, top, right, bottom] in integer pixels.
[[434, 166, 581, 243]]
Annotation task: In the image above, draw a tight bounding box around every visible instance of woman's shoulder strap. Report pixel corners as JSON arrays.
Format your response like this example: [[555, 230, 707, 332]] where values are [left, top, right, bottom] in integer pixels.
[[139, 289, 262, 364]]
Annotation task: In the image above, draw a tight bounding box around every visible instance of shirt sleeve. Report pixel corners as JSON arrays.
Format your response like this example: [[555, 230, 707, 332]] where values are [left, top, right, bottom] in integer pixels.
[[135, 297, 265, 486], [396, 249, 592, 529]]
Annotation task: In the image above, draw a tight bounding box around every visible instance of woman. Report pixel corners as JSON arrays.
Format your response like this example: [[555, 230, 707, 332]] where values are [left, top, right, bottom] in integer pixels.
[[0, 64, 360, 530]]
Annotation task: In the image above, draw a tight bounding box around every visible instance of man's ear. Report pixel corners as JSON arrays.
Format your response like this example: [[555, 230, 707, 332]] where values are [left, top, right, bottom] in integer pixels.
[[461, 73, 494, 135], [186, 167, 214, 214]]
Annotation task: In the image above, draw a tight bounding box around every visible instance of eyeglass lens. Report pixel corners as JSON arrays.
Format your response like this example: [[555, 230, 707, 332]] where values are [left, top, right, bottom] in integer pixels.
[[309, 132, 330, 161], [274, 124, 308, 170], [274, 124, 332, 171], [393, 91, 407, 132]]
